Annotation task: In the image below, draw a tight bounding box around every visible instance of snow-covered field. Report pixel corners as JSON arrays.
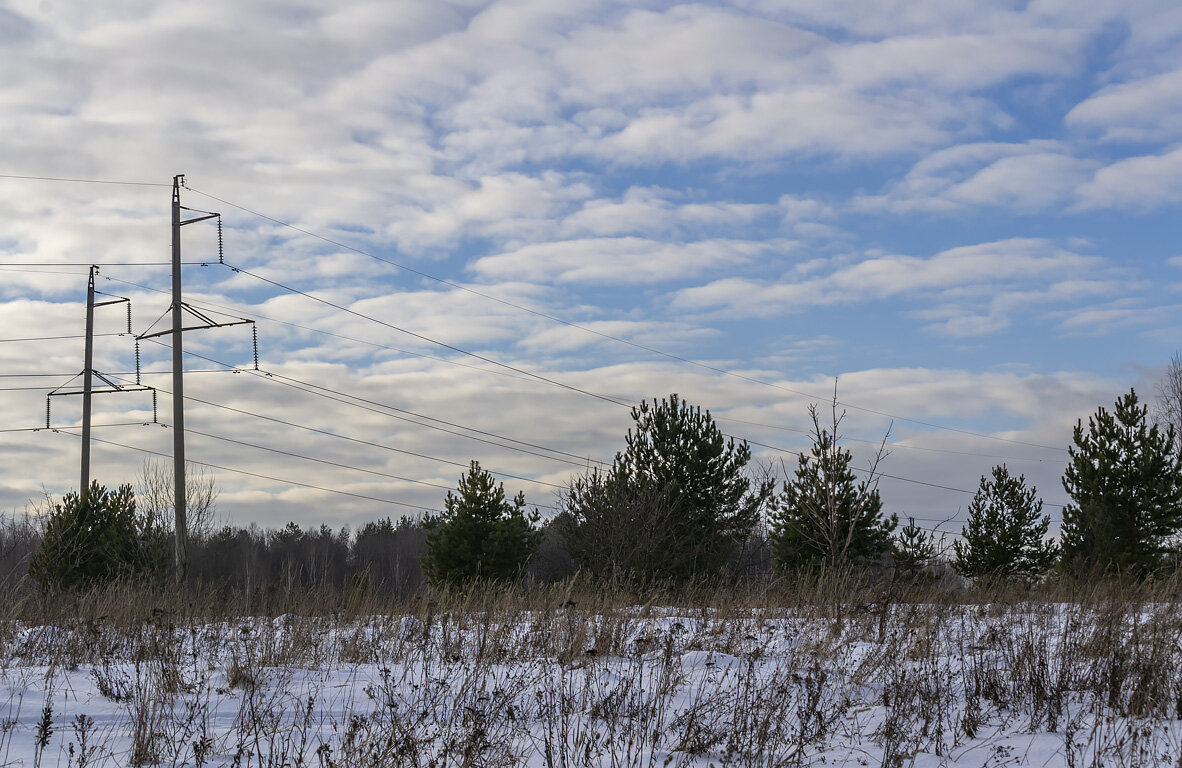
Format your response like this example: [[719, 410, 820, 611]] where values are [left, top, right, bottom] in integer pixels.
[[1, 597, 1180, 766]]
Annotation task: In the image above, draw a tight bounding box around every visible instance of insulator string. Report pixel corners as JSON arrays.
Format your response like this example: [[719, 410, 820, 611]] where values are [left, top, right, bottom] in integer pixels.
[[217, 217, 224, 264], [135, 341, 141, 385], [45, 397, 50, 429], [126, 301, 132, 334], [152, 389, 158, 423], [252, 324, 259, 370]]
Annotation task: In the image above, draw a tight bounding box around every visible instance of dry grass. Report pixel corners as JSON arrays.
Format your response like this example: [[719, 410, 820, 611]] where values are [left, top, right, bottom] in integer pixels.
[[0, 573, 1180, 766]]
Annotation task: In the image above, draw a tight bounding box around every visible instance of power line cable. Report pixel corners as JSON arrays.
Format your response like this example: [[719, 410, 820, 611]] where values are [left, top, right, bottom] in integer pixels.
[[182, 425, 559, 510], [0, 262, 203, 267], [259, 371, 609, 469], [743, 433, 1067, 509], [220, 261, 634, 409], [101, 272, 544, 385], [0, 173, 168, 187], [183, 427, 454, 493], [107, 368, 569, 491], [0, 369, 252, 379], [714, 415, 1058, 463], [187, 184, 1067, 453], [140, 324, 1060, 503], [166, 342, 1050, 506], [0, 333, 124, 344], [137, 340, 606, 474], [49, 427, 445, 513], [0, 267, 89, 276], [0, 422, 150, 433], [0, 385, 91, 392], [99, 272, 1054, 465], [17, 421, 967, 526]]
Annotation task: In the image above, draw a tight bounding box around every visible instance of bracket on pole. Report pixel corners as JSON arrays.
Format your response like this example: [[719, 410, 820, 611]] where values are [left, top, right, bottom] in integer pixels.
[[52, 265, 156, 494]]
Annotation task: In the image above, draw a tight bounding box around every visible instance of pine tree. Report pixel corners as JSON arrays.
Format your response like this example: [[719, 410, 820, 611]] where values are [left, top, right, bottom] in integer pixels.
[[559, 394, 772, 584], [952, 465, 1057, 581], [770, 405, 897, 573], [894, 517, 937, 582], [1061, 388, 1182, 574], [422, 461, 542, 585], [29, 481, 167, 592]]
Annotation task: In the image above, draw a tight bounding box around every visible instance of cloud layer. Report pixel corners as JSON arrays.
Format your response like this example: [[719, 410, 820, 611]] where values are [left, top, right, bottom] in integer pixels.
[[0, 0, 1180, 528]]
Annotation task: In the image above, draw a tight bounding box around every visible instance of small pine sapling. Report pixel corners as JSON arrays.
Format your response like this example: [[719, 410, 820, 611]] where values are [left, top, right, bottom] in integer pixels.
[[770, 400, 897, 573], [953, 465, 1057, 582], [422, 461, 542, 586]]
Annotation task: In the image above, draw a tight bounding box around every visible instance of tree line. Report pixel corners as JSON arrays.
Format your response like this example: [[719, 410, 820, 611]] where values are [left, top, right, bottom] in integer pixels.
[[11, 353, 1182, 594]]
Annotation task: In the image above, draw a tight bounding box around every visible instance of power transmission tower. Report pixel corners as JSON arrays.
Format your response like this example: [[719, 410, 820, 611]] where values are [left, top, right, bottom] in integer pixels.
[[47, 265, 155, 497], [134, 175, 252, 581]]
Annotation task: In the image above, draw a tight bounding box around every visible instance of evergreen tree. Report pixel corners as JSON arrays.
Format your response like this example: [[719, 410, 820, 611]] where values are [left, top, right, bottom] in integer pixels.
[[952, 465, 1057, 581], [422, 461, 542, 585], [559, 394, 772, 583], [1061, 388, 1182, 574], [770, 405, 897, 573], [29, 481, 167, 592], [894, 517, 937, 582]]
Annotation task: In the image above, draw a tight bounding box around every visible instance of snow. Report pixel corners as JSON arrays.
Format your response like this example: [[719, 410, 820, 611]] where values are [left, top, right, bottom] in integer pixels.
[[1, 602, 1180, 766]]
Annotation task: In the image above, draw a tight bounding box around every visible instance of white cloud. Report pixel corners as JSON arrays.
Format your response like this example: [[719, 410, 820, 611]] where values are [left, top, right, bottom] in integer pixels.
[[1067, 69, 1182, 143], [673, 239, 1107, 332], [858, 141, 1098, 213], [517, 319, 718, 356], [913, 279, 1120, 337], [0, 0, 1178, 529], [384, 172, 593, 252], [555, 186, 791, 240], [823, 29, 1085, 92], [600, 90, 973, 163], [472, 237, 791, 285], [1050, 301, 1175, 336], [1075, 146, 1182, 210]]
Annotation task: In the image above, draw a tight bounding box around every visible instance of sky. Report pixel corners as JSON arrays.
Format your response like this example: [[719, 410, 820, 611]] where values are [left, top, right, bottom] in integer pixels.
[[1, 0, 1180, 536]]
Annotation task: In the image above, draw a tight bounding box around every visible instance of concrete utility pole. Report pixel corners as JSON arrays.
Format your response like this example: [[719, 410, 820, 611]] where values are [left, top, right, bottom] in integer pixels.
[[171, 175, 188, 581], [80, 266, 95, 496], [54, 178, 245, 582], [136, 175, 247, 581], [49, 267, 152, 500]]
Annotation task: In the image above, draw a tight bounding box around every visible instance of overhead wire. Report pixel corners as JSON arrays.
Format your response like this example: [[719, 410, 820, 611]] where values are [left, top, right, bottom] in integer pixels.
[[188, 184, 1068, 453], [0, 422, 150, 433], [154, 340, 1070, 509], [0, 333, 124, 343], [181, 424, 560, 510], [99, 270, 1059, 467], [0, 261, 203, 267], [0, 172, 1076, 520], [0, 267, 89, 276], [205, 280, 1070, 499], [99, 272, 545, 385], [0, 173, 169, 187], [220, 261, 634, 408], [217, 257, 1068, 485], [219, 263, 1065, 459], [745, 431, 1067, 510], [106, 367, 571, 492], [714, 415, 1057, 464], [0, 385, 93, 392], [138, 339, 607, 474], [0, 171, 1087, 455], [136, 312, 1060, 504], [49, 427, 445, 513]]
